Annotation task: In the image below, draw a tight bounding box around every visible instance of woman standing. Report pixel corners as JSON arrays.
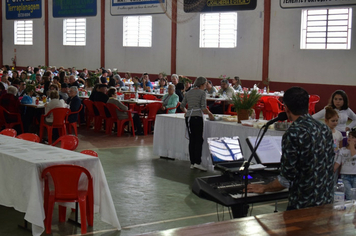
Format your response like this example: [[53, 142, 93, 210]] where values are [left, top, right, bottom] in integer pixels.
[[180, 77, 214, 171]]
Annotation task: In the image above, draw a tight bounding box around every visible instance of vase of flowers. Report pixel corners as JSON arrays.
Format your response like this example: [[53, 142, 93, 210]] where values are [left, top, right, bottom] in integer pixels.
[[232, 90, 262, 123]]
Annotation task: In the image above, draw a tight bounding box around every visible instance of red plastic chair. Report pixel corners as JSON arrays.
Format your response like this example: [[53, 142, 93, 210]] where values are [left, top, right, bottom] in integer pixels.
[[309, 95, 320, 115], [93, 102, 111, 132], [80, 150, 98, 157], [0, 128, 17, 137], [39, 107, 70, 145], [260, 96, 279, 120], [140, 102, 162, 135], [106, 103, 135, 137], [83, 99, 96, 130], [268, 97, 284, 119], [41, 164, 93, 234], [224, 104, 237, 116], [253, 99, 264, 119], [16, 133, 40, 143], [165, 102, 181, 114], [66, 104, 83, 136], [52, 135, 79, 151], [0, 106, 24, 133], [143, 94, 158, 100]]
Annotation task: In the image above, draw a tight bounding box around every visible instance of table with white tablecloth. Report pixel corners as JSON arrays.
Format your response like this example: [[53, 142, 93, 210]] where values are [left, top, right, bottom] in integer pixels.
[[153, 114, 284, 169], [0, 135, 120, 236]]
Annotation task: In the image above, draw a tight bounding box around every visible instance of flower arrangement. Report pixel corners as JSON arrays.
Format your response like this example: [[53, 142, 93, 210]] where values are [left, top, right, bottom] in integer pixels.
[[219, 75, 230, 80], [179, 75, 192, 85]]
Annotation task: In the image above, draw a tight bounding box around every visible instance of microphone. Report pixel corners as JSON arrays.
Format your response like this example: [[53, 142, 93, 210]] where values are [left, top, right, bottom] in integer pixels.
[[264, 112, 288, 127]]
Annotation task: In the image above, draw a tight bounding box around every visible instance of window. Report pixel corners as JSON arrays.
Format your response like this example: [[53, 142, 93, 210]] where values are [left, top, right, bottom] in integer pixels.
[[301, 8, 352, 50], [123, 16, 152, 47], [14, 20, 33, 45], [200, 12, 237, 48], [63, 18, 86, 46]]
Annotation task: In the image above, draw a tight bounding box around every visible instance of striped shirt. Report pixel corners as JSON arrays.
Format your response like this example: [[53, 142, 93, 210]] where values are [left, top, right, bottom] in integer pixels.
[[180, 88, 206, 117]]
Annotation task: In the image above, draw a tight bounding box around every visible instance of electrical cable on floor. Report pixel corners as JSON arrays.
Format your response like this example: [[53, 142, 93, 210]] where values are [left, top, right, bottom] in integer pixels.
[[222, 205, 225, 221], [250, 203, 254, 216], [228, 207, 232, 219]]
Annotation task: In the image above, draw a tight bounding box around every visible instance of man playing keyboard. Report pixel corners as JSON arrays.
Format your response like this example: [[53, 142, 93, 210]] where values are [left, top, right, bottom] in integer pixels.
[[247, 87, 334, 211]]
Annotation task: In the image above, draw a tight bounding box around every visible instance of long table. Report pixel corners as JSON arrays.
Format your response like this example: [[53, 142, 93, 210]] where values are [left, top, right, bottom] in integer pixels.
[[140, 204, 353, 236], [0, 135, 121, 236], [153, 114, 284, 168]]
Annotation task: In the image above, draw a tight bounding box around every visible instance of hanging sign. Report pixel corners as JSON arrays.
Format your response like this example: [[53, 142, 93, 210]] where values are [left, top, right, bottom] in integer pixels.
[[280, 0, 356, 9], [184, 0, 257, 12], [6, 0, 42, 20], [111, 0, 166, 15], [53, 0, 97, 18]]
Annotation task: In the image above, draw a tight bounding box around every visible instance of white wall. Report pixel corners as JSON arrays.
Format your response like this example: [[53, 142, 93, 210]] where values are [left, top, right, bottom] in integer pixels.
[[176, 2, 265, 81], [105, 7, 171, 75], [269, 2, 356, 86], [48, 1, 101, 69], [2, 3, 46, 67]]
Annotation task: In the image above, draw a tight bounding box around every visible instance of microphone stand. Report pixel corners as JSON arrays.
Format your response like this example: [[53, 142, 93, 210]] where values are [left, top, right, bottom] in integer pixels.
[[238, 124, 270, 217]]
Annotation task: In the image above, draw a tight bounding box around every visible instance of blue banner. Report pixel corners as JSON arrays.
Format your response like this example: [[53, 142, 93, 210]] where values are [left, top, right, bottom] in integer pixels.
[[6, 0, 42, 20], [53, 0, 97, 18]]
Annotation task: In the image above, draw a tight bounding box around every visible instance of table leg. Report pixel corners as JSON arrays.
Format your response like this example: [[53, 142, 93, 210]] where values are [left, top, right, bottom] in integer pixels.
[[67, 202, 81, 227], [18, 219, 32, 232]]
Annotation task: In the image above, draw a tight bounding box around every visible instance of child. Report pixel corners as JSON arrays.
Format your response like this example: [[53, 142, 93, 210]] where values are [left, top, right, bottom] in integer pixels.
[[334, 130, 356, 200], [313, 90, 356, 146], [325, 106, 343, 154]]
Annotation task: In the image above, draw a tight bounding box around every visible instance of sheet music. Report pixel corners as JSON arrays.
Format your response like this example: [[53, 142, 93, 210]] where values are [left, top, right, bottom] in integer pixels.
[[248, 136, 282, 164], [208, 137, 244, 162]]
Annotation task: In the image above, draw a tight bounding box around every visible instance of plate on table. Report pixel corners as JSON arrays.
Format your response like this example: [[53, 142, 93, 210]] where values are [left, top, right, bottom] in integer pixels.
[[206, 115, 222, 121]]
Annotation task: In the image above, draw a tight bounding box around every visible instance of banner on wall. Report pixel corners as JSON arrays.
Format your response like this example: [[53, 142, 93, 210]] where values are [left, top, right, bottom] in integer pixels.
[[280, 0, 356, 9], [184, 0, 257, 12], [6, 0, 42, 20], [53, 0, 97, 17], [110, 0, 166, 15]]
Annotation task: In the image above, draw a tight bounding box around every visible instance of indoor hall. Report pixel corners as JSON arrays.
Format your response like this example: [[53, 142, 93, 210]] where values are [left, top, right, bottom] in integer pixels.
[[1, 0, 356, 235]]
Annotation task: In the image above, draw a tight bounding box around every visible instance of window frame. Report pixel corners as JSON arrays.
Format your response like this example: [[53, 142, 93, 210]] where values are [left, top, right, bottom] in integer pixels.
[[123, 15, 152, 48], [63, 18, 86, 46], [14, 20, 33, 45], [300, 8, 352, 50], [199, 12, 238, 49]]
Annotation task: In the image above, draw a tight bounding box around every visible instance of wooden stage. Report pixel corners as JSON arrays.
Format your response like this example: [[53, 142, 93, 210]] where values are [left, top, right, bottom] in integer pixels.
[[140, 204, 356, 236]]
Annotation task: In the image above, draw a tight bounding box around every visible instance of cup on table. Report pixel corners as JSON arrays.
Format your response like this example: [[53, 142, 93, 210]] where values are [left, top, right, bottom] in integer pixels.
[[350, 188, 356, 203], [32, 97, 36, 104]]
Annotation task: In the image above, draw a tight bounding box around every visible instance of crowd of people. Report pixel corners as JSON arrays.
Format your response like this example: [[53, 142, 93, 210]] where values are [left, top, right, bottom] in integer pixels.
[[1, 64, 356, 209]]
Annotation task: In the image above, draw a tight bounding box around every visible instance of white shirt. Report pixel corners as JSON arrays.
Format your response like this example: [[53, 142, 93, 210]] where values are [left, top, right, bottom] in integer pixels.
[[332, 129, 343, 157], [1, 81, 8, 90], [313, 108, 356, 132], [44, 98, 66, 123], [336, 147, 356, 175]]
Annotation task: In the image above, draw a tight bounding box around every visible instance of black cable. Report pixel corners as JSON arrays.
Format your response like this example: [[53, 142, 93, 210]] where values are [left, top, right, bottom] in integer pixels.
[[216, 203, 220, 221], [222, 205, 225, 221], [250, 203, 254, 216], [228, 207, 232, 219]]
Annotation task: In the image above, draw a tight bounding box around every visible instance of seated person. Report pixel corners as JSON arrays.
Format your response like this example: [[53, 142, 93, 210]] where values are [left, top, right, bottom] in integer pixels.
[[44, 90, 67, 124], [156, 78, 168, 90], [206, 80, 217, 95], [175, 82, 184, 102], [218, 79, 235, 98], [92, 84, 109, 103], [209, 79, 235, 114], [107, 87, 143, 135], [67, 86, 82, 123], [184, 80, 192, 93], [0, 86, 21, 122], [232, 76, 242, 91], [69, 75, 80, 88], [52, 76, 61, 89], [141, 73, 153, 91], [107, 88, 129, 120], [100, 70, 109, 85], [132, 76, 141, 89], [158, 84, 179, 114], [17, 81, 26, 98], [59, 83, 69, 101], [171, 74, 179, 86]]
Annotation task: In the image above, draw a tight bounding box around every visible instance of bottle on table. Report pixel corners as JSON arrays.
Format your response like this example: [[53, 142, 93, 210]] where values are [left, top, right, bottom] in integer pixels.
[[135, 91, 138, 101], [263, 87, 267, 94], [334, 179, 345, 206]]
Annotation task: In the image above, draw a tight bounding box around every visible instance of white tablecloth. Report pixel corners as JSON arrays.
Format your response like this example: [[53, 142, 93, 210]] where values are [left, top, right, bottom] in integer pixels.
[[0, 135, 121, 236], [153, 114, 284, 169]]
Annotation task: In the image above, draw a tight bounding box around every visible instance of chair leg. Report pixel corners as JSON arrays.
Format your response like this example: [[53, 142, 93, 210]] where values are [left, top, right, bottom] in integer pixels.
[[58, 205, 67, 222], [48, 128, 53, 145], [73, 123, 78, 136], [78, 199, 87, 234], [130, 120, 135, 137], [45, 199, 55, 234]]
